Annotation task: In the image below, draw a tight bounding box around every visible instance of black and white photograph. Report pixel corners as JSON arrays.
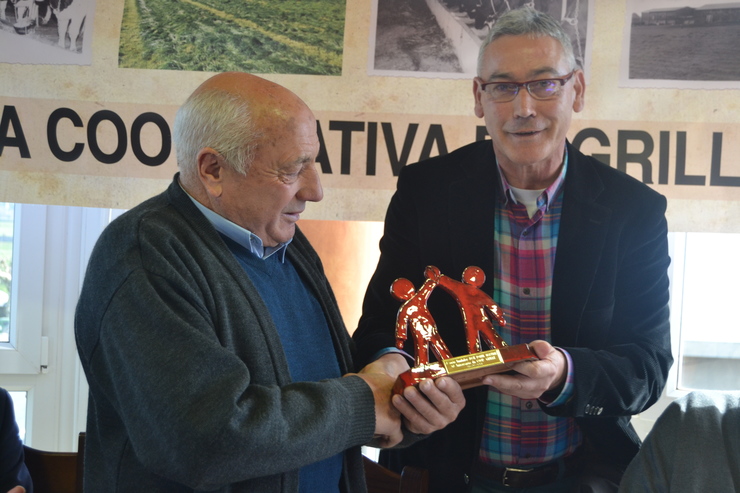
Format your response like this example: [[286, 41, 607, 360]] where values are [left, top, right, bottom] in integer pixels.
[[621, 0, 740, 88], [368, 0, 593, 79], [0, 0, 93, 65]]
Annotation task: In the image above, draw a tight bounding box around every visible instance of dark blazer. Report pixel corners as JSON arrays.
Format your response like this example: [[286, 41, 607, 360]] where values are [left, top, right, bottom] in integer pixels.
[[353, 140, 673, 492], [0, 388, 32, 493]]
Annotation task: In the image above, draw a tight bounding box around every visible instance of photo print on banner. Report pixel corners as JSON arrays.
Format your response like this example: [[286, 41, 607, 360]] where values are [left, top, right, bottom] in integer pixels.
[[117, 0, 346, 75], [368, 0, 593, 79], [621, 0, 740, 89], [0, 0, 94, 65]]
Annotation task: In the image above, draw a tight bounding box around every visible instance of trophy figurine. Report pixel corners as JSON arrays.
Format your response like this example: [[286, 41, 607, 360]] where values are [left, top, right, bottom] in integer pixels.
[[391, 266, 538, 394]]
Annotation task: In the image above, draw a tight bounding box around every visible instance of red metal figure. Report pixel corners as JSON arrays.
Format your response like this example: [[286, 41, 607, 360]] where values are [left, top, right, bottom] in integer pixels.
[[437, 266, 508, 353], [391, 265, 453, 366]]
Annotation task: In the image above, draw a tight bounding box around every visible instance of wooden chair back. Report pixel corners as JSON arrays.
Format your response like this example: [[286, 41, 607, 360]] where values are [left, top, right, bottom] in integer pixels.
[[23, 432, 85, 493], [363, 455, 429, 493]]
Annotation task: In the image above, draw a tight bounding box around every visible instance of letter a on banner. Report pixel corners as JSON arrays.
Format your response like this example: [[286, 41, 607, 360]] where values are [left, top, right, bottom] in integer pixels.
[[0, 106, 31, 158]]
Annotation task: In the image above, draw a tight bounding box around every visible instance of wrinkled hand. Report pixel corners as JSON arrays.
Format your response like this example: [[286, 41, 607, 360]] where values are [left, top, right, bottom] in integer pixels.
[[393, 376, 465, 435], [354, 359, 403, 448], [481, 340, 567, 400]]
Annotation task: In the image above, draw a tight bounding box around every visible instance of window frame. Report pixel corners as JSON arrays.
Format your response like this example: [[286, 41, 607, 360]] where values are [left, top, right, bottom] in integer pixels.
[[0, 204, 120, 450], [0, 204, 47, 374]]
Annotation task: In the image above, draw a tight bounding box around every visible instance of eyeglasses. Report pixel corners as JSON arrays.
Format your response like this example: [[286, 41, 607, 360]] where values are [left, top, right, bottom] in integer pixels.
[[477, 71, 576, 103]]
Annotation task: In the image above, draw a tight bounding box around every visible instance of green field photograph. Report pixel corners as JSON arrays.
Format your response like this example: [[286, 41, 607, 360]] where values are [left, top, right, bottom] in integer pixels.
[[119, 0, 346, 74]]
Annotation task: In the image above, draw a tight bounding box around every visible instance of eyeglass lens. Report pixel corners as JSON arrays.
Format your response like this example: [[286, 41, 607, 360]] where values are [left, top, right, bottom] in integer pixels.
[[527, 80, 561, 98], [488, 79, 561, 101]]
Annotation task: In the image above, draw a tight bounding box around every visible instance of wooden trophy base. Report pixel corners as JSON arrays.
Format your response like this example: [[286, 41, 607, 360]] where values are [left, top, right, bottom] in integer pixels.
[[392, 344, 538, 394]]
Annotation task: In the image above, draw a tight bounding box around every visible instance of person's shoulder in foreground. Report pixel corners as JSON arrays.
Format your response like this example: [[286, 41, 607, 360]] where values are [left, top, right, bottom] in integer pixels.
[[0, 388, 32, 493], [619, 390, 740, 493]]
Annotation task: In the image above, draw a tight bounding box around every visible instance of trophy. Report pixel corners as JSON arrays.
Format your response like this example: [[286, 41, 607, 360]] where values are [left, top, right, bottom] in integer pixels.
[[391, 265, 538, 394]]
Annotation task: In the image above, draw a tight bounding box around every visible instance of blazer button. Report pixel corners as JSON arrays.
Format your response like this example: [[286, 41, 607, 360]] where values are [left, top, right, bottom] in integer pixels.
[[463, 473, 470, 484]]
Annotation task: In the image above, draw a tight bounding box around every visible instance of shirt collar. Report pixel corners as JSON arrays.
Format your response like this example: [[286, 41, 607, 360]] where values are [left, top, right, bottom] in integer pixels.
[[180, 183, 290, 261], [497, 145, 569, 212]]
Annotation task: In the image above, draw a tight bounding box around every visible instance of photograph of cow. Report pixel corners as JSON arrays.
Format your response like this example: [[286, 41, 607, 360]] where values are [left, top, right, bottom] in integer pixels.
[[0, 0, 91, 64], [369, 0, 592, 79]]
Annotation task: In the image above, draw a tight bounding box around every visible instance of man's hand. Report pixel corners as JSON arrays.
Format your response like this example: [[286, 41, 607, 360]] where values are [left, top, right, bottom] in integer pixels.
[[393, 376, 465, 435], [481, 340, 567, 400], [355, 353, 465, 444], [354, 359, 403, 448], [7, 486, 26, 493], [372, 353, 465, 435], [371, 352, 412, 378]]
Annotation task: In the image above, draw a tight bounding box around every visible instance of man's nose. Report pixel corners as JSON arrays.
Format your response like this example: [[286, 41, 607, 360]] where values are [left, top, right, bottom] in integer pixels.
[[512, 87, 537, 118], [299, 164, 324, 202]]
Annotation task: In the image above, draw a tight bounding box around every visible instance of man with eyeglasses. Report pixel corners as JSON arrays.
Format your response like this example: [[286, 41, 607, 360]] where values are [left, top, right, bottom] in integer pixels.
[[353, 6, 672, 493]]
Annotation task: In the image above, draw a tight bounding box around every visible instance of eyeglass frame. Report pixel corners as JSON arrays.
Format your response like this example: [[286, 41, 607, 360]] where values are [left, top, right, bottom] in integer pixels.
[[476, 70, 577, 102]]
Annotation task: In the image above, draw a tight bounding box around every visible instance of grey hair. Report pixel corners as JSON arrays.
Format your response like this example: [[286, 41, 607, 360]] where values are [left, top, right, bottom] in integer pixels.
[[172, 87, 262, 183], [477, 7, 577, 76]]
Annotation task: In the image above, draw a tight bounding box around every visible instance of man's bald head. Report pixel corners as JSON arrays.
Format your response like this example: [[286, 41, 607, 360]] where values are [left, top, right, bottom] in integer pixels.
[[173, 72, 312, 189]]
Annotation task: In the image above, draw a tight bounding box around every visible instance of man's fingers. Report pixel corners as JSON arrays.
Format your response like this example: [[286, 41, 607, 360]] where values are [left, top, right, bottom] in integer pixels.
[[394, 377, 465, 434], [479, 339, 568, 400]]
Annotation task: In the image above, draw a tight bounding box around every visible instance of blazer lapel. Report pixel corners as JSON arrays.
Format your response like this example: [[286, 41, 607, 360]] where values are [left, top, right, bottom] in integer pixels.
[[551, 146, 611, 347], [447, 143, 499, 294]]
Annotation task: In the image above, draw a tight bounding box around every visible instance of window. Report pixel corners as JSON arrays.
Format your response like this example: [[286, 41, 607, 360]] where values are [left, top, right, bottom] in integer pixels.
[[0, 203, 13, 343], [0, 204, 122, 450], [0, 204, 45, 374], [8, 390, 27, 442], [670, 232, 740, 391]]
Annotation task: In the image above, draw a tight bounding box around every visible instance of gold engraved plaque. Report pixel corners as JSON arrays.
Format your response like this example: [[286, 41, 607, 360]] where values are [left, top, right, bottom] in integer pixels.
[[443, 350, 503, 374]]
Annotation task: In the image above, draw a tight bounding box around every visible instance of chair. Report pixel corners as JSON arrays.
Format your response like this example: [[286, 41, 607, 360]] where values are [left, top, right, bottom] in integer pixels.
[[363, 456, 429, 493], [23, 432, 85, 493]]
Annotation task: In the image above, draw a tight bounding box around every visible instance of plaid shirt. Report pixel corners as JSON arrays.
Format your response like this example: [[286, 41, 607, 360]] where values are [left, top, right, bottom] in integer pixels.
[[479, 149, 582, 466]]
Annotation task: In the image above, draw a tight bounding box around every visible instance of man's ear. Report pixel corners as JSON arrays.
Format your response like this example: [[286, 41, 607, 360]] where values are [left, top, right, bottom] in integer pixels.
[[197, 147, 224, 198], [572, 69, 586, 113], [473, 78, 485, 118]]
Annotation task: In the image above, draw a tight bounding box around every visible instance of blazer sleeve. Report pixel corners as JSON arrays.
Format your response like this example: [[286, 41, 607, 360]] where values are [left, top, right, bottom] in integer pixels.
[[548, 178, 672, 419], [354, 192, 419, 366], [354, 141, 498, 367]]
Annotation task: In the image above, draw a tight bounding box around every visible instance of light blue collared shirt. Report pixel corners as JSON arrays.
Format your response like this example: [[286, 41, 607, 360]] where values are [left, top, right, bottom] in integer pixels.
[[181, 184, 290, 261]]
